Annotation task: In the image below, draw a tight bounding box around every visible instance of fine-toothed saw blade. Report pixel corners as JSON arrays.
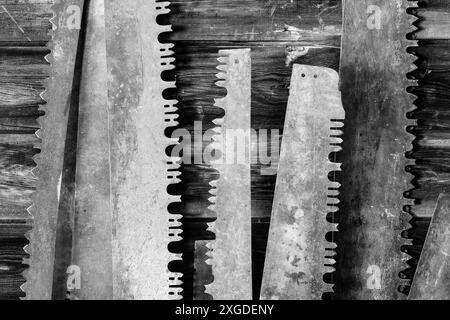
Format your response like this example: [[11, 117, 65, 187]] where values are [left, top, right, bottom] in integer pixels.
[[69, 0, 112, 300], [205, 48, 252, 300], [260, 64, 344, 300], [408, 193, 450, 300], [24, 0, 86, 300], [338, 0, 417, 299], [104, 0, 182, 299]]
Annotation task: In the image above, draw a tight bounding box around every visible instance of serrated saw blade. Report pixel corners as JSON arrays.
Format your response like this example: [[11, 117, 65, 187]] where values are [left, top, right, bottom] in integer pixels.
[[338, 0, 417, 299], [24, 0, 86, 300], [260, 64, 344, 300], [104, 0, 182, 299], [205, 48, 252, 300]]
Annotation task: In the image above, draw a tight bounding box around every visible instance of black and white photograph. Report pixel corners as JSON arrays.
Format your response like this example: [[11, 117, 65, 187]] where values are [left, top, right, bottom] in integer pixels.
[[0, 0, 448, 314]]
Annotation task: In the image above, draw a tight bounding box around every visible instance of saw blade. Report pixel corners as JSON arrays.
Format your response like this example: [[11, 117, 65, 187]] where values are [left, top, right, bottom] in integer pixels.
[[104, 0, 182, 299], [204, 48, 252, 300], [408, 193, 450, 300], [69, 0, 112, 300], [260, 64, 344, 300], [24, 0, 86, 300], [337, 0, 417, 299]]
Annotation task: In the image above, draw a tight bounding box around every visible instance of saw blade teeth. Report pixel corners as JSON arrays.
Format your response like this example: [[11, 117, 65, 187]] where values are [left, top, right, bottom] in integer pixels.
[[399, 0, 419, 296], [217, 55, 229, 65], [209, 180, 218, 188], [164, 99, 178, 109], [161, 57, 175, 71], [325, 258, 336, 266], [328, 188, 340, 197], [216, 72, 227, 79], [216, 64, 228, 72], [215, 80, 226, 89], [24, 0, 56, 299], [212, 118, 224, 126]]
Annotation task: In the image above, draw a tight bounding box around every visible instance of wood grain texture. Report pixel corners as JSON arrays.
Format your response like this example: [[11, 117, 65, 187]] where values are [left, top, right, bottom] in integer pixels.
[[0, 0, 51, 45]]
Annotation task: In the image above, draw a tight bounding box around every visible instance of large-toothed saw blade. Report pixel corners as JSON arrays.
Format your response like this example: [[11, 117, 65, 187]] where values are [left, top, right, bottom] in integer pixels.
[[24, 0, 86, 300], [408, 193, 450, 300], [260, 64, 344, 300], [104, 0, 182, 299], [205, 48, 252, 300], [338, 0, 417, 300], [69, 0, 112, 300]]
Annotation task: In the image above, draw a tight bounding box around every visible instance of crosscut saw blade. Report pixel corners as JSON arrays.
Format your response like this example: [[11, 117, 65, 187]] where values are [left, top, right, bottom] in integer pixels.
[[338, 0, 417, 299], [69, 0, 112, 300], [408, 194, 450, 300], [204, 48, 252, 300], [260, 64, 344, 300], [104, 0, 182, 299], [24, 0, 86, 300]]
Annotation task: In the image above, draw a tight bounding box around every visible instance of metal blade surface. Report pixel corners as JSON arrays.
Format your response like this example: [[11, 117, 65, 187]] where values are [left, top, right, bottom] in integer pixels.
[[205, 48, 252, 300], [104, 0, 182, 300], [260, 64, 344, 300]]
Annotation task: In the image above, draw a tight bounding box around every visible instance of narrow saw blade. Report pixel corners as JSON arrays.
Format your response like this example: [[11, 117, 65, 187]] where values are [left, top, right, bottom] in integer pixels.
[[69, 0, 112, 300], [104, 0, 182, 299], [408, 193, 450, 300], [24, 0, 86, 300], [205, 48, 252, 300], [260, 64, 344, 300]]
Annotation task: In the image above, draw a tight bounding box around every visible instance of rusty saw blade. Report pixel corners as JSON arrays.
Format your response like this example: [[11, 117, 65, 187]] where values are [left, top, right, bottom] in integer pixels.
[[204, 48, 252, 300], [24, 0, 86, 300], [408, 193, 450, 300], [104, 0, 182, 299], [68, 0, 112, 300], [260, 64, 344, 300], [337, 0, 417, 300]]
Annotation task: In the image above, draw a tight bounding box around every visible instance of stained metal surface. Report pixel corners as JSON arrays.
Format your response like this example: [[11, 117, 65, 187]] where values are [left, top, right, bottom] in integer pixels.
[[260, 64, 344, 300], [337, 0, 417, 299], [205, 48, 252, 300], [24, 0, 85, 300], [104, 0, 182, 299], [70, 0, 112, 300], [408, 193, 450, 300]]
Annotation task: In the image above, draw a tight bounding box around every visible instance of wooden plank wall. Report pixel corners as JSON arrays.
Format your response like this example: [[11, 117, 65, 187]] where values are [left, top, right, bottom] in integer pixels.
[[0, 0, 446, 300], [0, 0, 51, 299]]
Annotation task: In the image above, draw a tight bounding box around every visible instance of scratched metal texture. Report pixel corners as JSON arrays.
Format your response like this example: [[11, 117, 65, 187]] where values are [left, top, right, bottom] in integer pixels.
[[260, 64, 344, 300], [408, 193, 450, 300], [70, 0, 112, 300], [205, 48, 252, 300], [24, 0, 85, 300], [104, 0, 182, 299], [335, 0, 417, 300]]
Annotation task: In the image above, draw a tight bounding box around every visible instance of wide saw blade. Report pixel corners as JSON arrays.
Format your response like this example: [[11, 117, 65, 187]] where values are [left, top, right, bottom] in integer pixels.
[[260, 64, 344, 300], [104, 0, 182, 299], [24, 0, 86, 300], [338, 0, 417, 299]]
